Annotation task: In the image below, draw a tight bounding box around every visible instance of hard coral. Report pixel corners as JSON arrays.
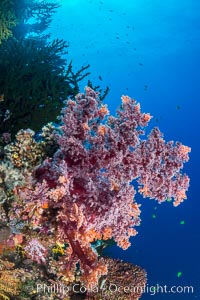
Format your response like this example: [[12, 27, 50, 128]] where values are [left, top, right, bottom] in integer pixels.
[[0, 161, 25, 204], [4, 129, 45, 169], [0, 37, 90, 136], [86, 257, 147, 300]]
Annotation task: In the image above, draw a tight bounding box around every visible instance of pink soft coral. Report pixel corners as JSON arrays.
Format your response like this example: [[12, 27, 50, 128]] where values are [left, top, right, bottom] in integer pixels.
[[24, 239, 47, 264], [14, 87, 190, 286]]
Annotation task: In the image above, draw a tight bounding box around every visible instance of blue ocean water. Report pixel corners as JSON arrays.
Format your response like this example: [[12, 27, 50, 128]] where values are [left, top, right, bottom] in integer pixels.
[[49, 0, 199, 298]]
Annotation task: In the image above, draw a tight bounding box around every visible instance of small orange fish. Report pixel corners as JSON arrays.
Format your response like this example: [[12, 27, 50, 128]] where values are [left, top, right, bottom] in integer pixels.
[[42, 202, 49, 209]]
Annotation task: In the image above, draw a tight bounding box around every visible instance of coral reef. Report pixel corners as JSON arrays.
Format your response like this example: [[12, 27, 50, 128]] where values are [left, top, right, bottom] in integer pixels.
[[0, 37, 90, 136], [85, 257, 147, 300], [6, 87, 190, 291], [0, 0, 18, 44], [0, 161, 25, 228], [0, 255, 146, 299], [0, 161, 25, 202], [1, 123, 59, 167], [0, 123, 59, 232], [4, 129, 45, 169], [0, 2, 177, 299], [0, 0, 60, 43], [0, 2, 108, 138]]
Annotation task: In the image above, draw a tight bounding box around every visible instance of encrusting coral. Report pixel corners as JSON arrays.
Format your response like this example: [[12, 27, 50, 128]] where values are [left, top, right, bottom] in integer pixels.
[[6, 87, 190, 291]]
